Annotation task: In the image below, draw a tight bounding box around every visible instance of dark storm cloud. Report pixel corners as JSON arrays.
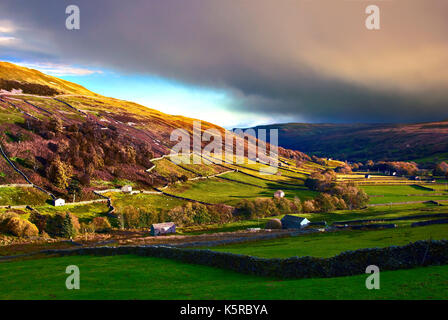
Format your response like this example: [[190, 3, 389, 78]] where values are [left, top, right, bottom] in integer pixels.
[[1, 0, 448, 123]]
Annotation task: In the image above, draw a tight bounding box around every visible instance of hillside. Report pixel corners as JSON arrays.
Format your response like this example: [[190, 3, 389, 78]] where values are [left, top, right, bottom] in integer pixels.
[[239, 122, 448, 164], [0, 62, 308, 197], [0, 62, 96, 96]]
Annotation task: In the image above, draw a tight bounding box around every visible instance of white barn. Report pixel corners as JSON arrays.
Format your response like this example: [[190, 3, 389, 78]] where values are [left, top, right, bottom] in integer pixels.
[[274, 190, 285, 198], [53, 198, 65, 206], [121, 185, 133, 193]]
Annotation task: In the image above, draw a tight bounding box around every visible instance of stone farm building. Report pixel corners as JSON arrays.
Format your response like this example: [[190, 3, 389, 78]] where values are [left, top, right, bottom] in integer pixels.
[[150, 222, 176, 236], [281, 215, 310, 229], [274, 190, 285, 198]]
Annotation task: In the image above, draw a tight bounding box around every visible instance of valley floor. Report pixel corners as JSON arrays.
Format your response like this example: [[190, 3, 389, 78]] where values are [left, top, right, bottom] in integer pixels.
[[0, 255, 446, 300]]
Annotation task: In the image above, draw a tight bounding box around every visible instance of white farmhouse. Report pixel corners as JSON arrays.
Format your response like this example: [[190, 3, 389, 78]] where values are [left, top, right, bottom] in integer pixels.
[[53, 198, 65, 206], [121, 185, 133, 193]]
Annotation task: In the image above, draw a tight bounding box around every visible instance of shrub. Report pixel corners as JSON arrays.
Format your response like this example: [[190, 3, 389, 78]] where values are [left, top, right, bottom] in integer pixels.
[[331, 183, 369, 209], [235, 199, 256, 219], [208, 204, 234, 224], [91, 217, 112, 233], [0, 212, 39, 237], [303, 200, 317, 213], [167, 206, 193, 227], [253, 198, 279, 217], [290, 197, 303, 213], [314, 193, 337, 213], [305, 170, 336, 192], [168, 203, 211, 227], [366, 161, 419, 176], [265, 219, 282, 229], [117, 205, 157, 229], [274, 198, 292, 215], [80, 222, 95, 234], [433, 162, 448, 176], [236, 198, 296, 219], [191, 203, 212, 225], [335, 164, 352, 174], [45, 212, 80, 238], [29, 210, 47, 233]]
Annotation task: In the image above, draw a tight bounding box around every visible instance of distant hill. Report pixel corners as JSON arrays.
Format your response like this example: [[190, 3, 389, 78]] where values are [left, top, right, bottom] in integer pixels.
[[239, 122, 448, 164], [0, 61, 96, 96]]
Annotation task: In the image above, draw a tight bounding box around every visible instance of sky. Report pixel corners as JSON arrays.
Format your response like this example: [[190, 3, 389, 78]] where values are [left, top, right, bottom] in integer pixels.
[[1, 0, 448, 128]]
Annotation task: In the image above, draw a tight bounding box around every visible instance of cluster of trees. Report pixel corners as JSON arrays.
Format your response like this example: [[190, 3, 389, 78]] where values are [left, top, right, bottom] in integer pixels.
[[372, 161, 419, 176], [433, 162, 448, 177], [349, 162, 365, 171], [29, 211, 80, 238], [115, 205, 159, 229], [278, 148, 310, 162], [334, 163, 352, 174], [351, 160, 419, 176], [29, 211, 112, 237], [305, 170, 337, 192], [302, 193, 347, 213], [167, 202, 234, 227], [235, 197, 302, 219], [114, 202, 234, 228], [304, 170, 369, 211], [80, 217, 112, 233], [311, 155, 327, 166]]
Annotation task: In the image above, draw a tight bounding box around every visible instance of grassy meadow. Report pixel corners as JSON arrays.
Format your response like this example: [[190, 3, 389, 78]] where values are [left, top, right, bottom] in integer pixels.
[[0, 255, 446, 300], [361, 184, 448, 205], [0, 186, 49, 206], [165, 175, 316, 205], [204, 224, 448, 258]]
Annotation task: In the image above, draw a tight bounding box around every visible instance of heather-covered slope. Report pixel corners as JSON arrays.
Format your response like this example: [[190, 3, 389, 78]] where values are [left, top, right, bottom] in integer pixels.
[[240, 122, 448, 163], [0, 62, 308, 197]]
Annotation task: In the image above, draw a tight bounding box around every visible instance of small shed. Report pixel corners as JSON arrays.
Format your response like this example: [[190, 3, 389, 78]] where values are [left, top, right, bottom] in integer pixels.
[[365, 174, 371, 179], [281, 215, 310, 229], [121, 185, 133, 193], [53, 198, 65, 207], [274, 190, 285, 198], [150, 222, 176, 236]]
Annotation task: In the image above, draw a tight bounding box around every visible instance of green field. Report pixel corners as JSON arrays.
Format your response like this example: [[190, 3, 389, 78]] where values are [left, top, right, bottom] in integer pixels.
[[34, 202, 110, 223], [0, 186, 49, 206], [204, 225, 448, 258], [152, 158, 196, 179], [165, 176, 317, 205], [361, 185, 448, 204], [107, 192, 187, 212], [220, 171, 303, 189], [0, 255, 446, 299], [361, 185, 436, 195]]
